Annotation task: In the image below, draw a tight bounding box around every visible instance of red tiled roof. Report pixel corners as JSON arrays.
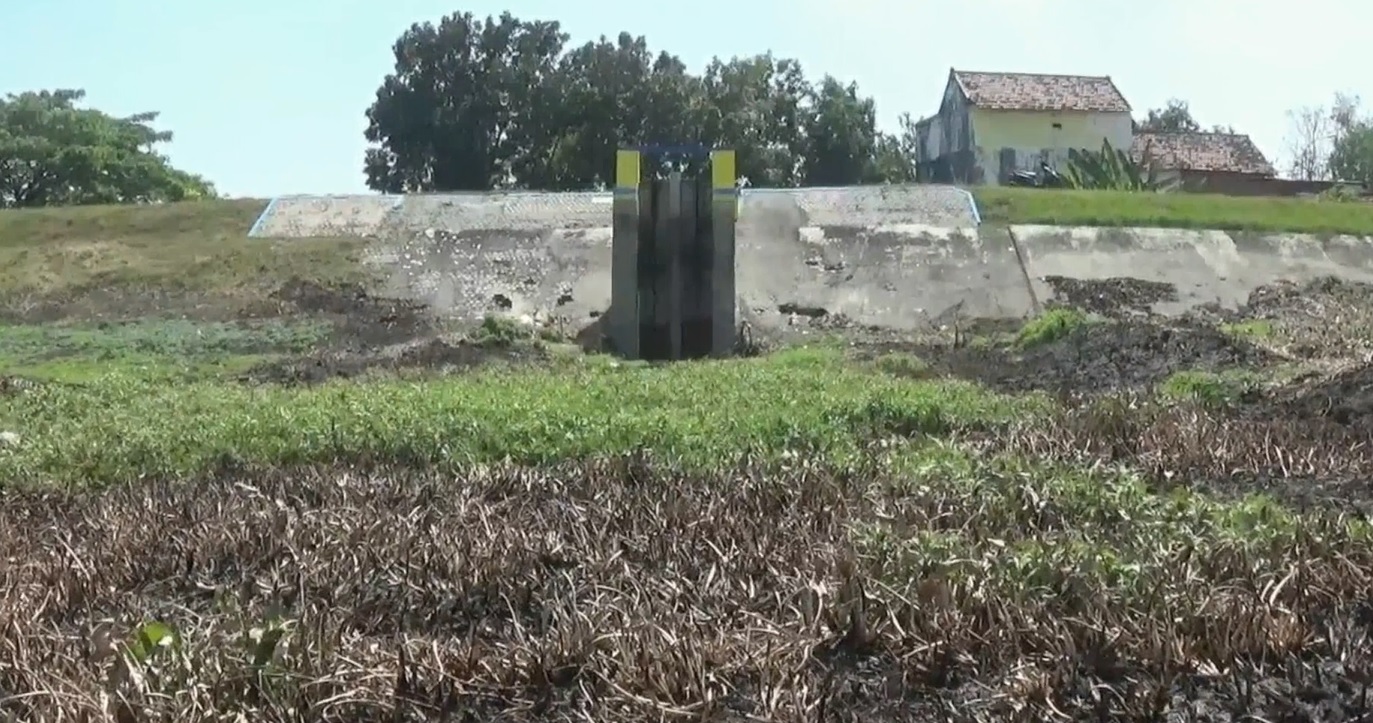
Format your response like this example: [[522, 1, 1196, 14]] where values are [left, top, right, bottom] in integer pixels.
[[951, 69, 1131, 112], [1131, 132, 1276, 175]]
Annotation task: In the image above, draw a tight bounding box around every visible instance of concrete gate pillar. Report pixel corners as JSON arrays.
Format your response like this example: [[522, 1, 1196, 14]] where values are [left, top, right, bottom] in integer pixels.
[[607, 148, 737, 360]]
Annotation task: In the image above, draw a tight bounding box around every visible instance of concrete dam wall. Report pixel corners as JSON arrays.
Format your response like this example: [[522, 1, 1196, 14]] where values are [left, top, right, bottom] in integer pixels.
[[248, 188, 1373, 329]]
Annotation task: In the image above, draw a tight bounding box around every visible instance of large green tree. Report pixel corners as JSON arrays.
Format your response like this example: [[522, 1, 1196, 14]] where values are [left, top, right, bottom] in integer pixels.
[[698, 53, 811, 187], [527, 32, 706, 190], [869, 113, 920, 184], [1136, 98, 1237, 134], [0, 89, 215, 208], [1328, 93, 1373, 185], [363, 12, 916, 191], [801, 76, 883, 186], [362, 11, 568, 192]]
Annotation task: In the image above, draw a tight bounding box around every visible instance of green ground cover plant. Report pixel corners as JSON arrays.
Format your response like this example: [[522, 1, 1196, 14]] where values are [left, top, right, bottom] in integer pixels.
[[5, 198, 1373, 719], [0, 200, 367, 299], [1014, 307, 1092, 348], [0, 319, 330, 380], [0, 347, 1044, 487], [974, 187, 1373, 234]]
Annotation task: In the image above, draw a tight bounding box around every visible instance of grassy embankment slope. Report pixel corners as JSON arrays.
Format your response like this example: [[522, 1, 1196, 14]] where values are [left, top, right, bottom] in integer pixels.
[[975, 186, 1373, 234], [1, 191, 1372, 719]]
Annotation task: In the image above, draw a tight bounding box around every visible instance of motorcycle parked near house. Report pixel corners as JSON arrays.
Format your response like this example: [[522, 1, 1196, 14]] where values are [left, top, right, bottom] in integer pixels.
[[1007, 161, 1066, 188]]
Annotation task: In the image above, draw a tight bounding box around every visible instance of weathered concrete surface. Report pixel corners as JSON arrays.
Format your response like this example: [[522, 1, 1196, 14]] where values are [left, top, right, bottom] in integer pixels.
[[249, 195, 403, 237], [735, 194, 1024, 327], [362, 188, 1002, 329], [374, 222, 1373, 330], [1013, 225, 1373, 315], [247, 189, 1373, 331], [369, 227, 615, 328], [247, 185, 981, 238]]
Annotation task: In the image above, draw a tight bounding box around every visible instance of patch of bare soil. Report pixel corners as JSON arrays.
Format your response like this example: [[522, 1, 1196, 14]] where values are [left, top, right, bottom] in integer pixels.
[[978, 392, 1373, 512], [858, 276, 1373, 397], [269, 277, 431, 349], [238, 337, 548, 386], [0, 288, 248, 325], [864, 317, 1276, 395], [1239, 276, 1373, 359], [236, 280, 563, 384], [2, 464, 1371, 721], [1009, 319, 1272, 393], [1264, 362, 1373, 428], [1042, 275, 1179, 318]]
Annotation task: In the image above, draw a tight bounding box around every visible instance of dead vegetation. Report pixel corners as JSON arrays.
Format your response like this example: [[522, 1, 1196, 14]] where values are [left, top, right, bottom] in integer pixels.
[[7, 199, 1373, 720], [2, 460, 1371, 722], [976, 393, 1373, 513]]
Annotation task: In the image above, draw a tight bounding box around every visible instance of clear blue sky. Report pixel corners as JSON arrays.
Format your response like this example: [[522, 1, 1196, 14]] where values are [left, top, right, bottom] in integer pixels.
[[3, 0, 1368, 198]]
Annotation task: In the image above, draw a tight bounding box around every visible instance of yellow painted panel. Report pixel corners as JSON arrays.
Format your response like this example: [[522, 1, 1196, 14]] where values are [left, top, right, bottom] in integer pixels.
[[615, 150, 640, 189], [970, 108, 1132, 153], [710, 150, 736, 190]]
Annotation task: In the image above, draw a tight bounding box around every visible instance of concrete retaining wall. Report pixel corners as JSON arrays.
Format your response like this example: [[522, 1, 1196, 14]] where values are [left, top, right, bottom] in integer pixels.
[[367, 222, 1373, 330], [249, 194, 404, 237], [246, 185, 982, 238], [246, 189, 1373, 329], [1013, 225, 1373, 315]]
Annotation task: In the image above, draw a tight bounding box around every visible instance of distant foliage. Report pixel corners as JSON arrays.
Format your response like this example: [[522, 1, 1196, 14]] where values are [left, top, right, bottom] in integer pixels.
[[1061, 139, 1167, 192], [0, 90, 216, 209], [362, 11, 921, 193], [1283, 92, 1373, 184], [1136, 98, 1237, 135]]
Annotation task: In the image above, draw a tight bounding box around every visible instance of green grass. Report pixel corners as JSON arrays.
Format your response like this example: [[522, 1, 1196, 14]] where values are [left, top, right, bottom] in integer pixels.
[[872, 352, 933, 378], [1221, 319, 1277, 341], [0, 319, 328, 382], [860, 445, 1367, 600], [0, 346, 1048, 487], [1158, 369, 1263, 408], [1015, 308, 1091, 348], [0, 199, 369, 297], [974, 187, 1373, 235]]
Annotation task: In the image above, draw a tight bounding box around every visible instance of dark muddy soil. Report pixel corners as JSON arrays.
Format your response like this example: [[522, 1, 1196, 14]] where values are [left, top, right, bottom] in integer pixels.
[[239, 337, 548, 386], [269, 277, 431, 349], [1239, 277, 1373, 358], [237, 280, 558, 384], [857, 276, 1373, 395], [854, 316, 1276, 395], [1042, 275, 1179, 318], [935, 319, 1275, 394], [1264, 362, 1373, 427]]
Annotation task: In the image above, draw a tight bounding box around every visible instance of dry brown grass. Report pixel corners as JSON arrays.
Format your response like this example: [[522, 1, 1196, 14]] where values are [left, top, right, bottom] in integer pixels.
[[0, 200, 369, 323], [981, 393, 1373, 512], [2, 458, 1371, 722]]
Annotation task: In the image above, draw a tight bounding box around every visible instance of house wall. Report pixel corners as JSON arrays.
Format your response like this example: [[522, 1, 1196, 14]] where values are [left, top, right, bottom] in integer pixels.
[[915, 83, 981, 184], [970, 108, 1133, 186]]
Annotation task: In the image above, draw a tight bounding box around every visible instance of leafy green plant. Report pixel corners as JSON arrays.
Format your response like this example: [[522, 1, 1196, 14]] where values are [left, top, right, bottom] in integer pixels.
[[873, 352, 932, 378], [1220, 319, 1275, 341], [1060, 138, 1170, 192], [1158, 369, 1261, 408], [472, 314, 538, 348], [1014, 308, 1090, 349]]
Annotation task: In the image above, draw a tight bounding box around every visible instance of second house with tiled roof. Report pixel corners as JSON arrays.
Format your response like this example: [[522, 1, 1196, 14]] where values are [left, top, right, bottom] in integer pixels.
[[913, 68, 1134, 186], [1130, 131, 1278, 194]]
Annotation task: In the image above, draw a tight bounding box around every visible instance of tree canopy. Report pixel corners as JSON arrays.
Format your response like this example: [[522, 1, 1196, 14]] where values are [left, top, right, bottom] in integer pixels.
[[366, 13, 1373, 193], [1282, 92, 1373, 183], [1327, 94, 1373, 185], [1137, 99, 1236, 134], [0, 89, 215, 209], [363, 12, 916, 192]]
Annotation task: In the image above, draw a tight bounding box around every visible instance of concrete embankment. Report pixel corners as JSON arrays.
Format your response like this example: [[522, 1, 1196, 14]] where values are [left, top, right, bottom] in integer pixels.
[[247, 189, 1373, 329]]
